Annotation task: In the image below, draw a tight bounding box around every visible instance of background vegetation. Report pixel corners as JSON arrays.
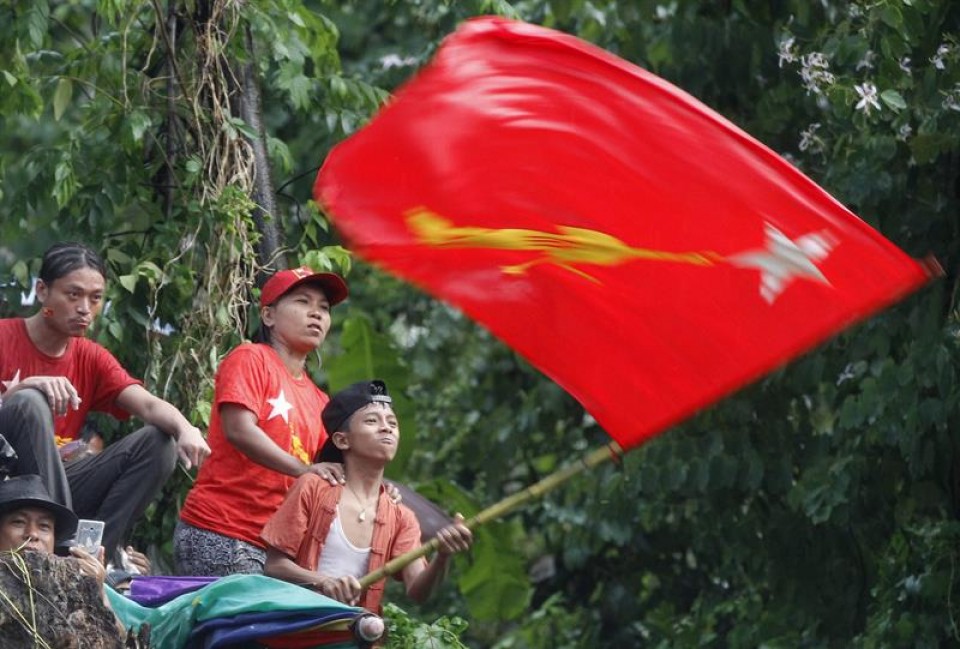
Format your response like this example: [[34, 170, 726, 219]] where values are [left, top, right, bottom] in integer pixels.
[[1, 0, 958, 646]]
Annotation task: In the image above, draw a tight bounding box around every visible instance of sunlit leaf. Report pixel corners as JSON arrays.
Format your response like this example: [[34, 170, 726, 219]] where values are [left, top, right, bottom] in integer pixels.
[[52, 77, 71, 121]]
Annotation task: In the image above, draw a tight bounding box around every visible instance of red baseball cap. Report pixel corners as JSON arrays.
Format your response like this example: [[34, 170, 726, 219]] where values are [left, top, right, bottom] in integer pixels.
[[260, 266, 348, 308]]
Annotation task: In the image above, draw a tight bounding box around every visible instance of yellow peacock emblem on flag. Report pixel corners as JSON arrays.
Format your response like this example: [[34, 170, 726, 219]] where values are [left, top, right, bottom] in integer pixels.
[[405, 207, 721, 283], [404, 206, 836, 304]]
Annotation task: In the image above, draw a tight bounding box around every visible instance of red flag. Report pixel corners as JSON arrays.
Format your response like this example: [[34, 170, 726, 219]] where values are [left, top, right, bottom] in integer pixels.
[[315, 17, 935, 451]]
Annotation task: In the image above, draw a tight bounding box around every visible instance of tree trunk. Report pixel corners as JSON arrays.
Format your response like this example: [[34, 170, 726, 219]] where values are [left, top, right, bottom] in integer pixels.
[[0, 551, 146, 648], [239, 24, 284, 272]]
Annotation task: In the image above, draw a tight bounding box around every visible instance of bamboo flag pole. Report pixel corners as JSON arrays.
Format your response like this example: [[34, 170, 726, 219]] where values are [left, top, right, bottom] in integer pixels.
[[358, 440, 624, 589]]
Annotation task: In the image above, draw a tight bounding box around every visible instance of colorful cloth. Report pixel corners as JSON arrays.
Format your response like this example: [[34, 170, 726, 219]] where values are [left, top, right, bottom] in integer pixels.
[[180, 343, 329, 547], [0, 318, 138, 442], [261, 473, 423, 614], [107, 574, 361, 649]]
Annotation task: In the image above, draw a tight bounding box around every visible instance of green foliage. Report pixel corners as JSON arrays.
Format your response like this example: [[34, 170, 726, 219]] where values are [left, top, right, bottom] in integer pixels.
[[492, 593, 597, 649], [383, 602, 470, 649], [417, 479, 533, 622], [2, 0, 960, 646]]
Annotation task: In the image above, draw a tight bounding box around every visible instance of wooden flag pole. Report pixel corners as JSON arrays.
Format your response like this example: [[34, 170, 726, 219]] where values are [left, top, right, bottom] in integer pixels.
[[358, 441, 624, 589]]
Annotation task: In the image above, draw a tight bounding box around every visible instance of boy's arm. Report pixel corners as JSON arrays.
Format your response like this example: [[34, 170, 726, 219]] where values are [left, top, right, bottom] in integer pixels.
[[402, 514, 473, 603], [264, 547, 362, 605]]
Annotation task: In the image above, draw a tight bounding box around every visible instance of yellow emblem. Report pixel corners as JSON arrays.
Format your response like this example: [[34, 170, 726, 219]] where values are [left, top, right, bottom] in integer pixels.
[[290, 432, 309, 465], [406, 207, 720, 282]]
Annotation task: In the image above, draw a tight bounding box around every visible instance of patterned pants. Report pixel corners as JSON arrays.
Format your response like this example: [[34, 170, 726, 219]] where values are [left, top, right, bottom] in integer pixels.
[[173, 521, 266, 576]]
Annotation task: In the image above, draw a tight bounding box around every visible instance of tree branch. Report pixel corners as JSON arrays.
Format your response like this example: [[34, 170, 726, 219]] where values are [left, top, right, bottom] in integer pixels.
[[238, 23, 283, 270]]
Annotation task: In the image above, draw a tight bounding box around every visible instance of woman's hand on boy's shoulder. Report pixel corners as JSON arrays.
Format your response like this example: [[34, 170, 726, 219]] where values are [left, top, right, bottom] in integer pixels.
[[306, 462, 345, 485]]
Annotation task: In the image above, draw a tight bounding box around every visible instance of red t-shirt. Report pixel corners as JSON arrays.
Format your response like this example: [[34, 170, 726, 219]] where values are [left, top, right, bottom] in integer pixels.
[[0, 318, 138, 444], [179, 343, 329, 547]]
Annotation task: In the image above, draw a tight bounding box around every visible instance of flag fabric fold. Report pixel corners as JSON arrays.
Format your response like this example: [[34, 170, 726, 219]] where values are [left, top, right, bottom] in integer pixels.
[[107, 575, 361, 648], [315, 17, 934, 450]]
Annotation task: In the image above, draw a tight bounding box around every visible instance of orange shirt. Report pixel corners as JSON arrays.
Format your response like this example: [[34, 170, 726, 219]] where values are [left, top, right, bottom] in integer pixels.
[[261, 473, 423, 613]]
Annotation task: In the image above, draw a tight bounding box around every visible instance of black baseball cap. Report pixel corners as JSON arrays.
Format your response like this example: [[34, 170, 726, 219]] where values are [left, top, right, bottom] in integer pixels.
[[317, 380, 393, 463]]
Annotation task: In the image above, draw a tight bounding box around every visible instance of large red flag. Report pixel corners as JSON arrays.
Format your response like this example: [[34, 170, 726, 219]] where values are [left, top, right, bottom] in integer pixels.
[[315, 17, 935, 452]]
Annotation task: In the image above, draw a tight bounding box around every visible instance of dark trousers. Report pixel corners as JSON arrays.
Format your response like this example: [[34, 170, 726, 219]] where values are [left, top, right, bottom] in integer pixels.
[[0, 388, 177, 560]]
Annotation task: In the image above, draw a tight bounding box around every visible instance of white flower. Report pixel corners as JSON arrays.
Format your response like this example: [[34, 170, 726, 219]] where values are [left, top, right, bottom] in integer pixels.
[[899, 57, 912, 75], [655, 3, 678, 20], [856, 50, 875, 71], [379, 54, 418, 70], [836, 363, 856, 385], [799, 52, 834, 95], [778, 36, 797, 68], [897, 123, 912, 141], [799, 123, 823, 153], [944, 94, 960, 112], [932, 44, 949, 70], [803, 52, 829, 69], [854, 82, 881, 114]]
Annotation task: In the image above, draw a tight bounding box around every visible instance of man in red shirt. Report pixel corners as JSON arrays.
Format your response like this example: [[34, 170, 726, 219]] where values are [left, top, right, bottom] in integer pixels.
[[0, 242, 210, 560]]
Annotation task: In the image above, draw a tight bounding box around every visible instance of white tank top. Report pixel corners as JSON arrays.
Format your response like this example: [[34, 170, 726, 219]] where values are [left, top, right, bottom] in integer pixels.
[[316, 508, 372, 580]]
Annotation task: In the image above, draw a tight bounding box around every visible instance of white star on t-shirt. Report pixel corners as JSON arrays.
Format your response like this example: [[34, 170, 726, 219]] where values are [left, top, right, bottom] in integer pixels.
[[267, 389, 294, 424], [1, 370, 21, 393]]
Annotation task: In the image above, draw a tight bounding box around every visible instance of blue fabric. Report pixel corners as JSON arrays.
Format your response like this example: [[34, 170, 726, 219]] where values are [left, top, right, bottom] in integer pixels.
[[190, 610, 356, 649]]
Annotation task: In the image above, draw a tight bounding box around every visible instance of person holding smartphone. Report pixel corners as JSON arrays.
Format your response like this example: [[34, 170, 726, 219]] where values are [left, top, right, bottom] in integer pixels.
[[0, 474, 120, 630]]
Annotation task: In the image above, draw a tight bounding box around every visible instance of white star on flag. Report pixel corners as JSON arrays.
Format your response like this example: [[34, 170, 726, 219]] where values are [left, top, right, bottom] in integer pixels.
[[729, 222, 835, 304], [1, 370, 21, 393], [267, 389, 294, 423]]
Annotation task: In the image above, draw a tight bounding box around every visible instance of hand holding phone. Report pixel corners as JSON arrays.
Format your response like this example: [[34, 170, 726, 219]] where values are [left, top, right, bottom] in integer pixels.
[[75, 519, 105, 555]]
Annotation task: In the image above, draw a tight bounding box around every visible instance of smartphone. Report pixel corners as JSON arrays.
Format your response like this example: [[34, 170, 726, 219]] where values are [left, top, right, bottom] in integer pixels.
[[75, 519, 105, 555]]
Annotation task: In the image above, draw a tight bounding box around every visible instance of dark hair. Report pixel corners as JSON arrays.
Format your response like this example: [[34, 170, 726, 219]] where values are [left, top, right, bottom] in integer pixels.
[[38, 242, 107, 285], [257, 324, 272, 345]]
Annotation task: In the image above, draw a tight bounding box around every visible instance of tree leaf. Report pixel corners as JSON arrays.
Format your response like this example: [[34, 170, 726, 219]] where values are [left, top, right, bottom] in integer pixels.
[[52, 77, 71, 121], [880, 89, 907, 111], [878, 4, 903, 29], [118, 274, 137, 293]]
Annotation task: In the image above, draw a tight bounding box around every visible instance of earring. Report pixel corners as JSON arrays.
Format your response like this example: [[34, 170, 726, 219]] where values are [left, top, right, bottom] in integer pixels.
[[41, 307, 53, 318]]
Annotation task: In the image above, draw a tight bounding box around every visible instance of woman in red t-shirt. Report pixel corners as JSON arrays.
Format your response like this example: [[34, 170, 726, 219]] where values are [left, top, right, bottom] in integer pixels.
[[174, 267, 349, 576]]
